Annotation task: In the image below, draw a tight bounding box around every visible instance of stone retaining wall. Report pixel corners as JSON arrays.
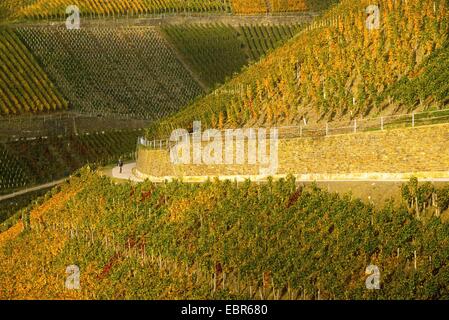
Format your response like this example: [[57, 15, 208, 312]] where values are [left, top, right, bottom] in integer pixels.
[[137, 123, 449, 179]]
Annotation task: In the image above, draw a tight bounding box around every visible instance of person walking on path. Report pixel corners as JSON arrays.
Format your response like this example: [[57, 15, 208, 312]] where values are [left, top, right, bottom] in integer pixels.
[[118, 158, 124, 174]]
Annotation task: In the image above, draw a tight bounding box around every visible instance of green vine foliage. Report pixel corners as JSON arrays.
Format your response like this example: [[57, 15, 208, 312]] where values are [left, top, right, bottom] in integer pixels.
[[147, 0, 449, 139], [386, 41, 449, 107], [1, 170, 449, 299], [402, 177, 449, 218]]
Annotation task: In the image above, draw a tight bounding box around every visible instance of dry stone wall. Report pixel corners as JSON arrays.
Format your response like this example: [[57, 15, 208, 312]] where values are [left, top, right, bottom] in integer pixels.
[[137, 123, 449, 179]]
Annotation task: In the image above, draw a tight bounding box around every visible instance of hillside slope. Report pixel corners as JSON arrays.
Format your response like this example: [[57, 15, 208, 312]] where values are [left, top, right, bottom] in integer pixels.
[[1, 22, 304, 117], [3, 0, 231, 20], [16, 26, 203, 119], [162, 23, 302, 88], [385, 41, 449, 107], [147, 0, 449, 138], [0, 28, 67, 115], [1, 170, 449, 299], [1, 0, 337, 20], [0, 129, 141, 195]]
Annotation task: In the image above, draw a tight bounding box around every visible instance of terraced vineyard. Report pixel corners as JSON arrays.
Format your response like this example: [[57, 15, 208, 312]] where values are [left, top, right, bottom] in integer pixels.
[[1, 0, 449, 303], [163, 23, 302, 87], [271, 0, 307, 12], [147, 0, 449, 138], [0, 28, 67, 116], [162, 23, 247, 88], [0, 188, 49, 228], [1, 0, 339, 20], [7, 0, 231, 19], [0, 144, 32, 192], [1, 172, 449, 299], [231, 0, 338, 13], [17, 26, 203, 119], [0, 129, 141, 194], [239, 24, 301, 60], [386, 41, 449, 108], [231, 0, 269, 14]]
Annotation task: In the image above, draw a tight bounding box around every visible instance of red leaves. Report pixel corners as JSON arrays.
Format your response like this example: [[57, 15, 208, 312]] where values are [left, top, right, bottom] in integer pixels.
[[286, 186, 303, 208], [129, 185, 155, 203], [263, 271, 271, 289], [140, 190, 153, 203], [215, 262, 223, 275], [99, 253, 121, 280], [98, 235, 147, 280]]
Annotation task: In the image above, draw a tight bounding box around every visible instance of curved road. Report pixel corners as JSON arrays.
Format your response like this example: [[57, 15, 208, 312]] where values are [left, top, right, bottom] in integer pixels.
[[1, 164, 448, 202], [110, 163, 449, 183], [111, 163, 144, 182]]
